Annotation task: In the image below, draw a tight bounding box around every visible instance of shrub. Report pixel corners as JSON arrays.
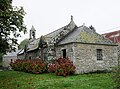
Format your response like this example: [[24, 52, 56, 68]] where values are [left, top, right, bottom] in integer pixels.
[[10, 57, 76, 76], [48, 57, 76, 77], [10, 59, 48, 74], [48, 63, 56, 73], [31, 60, 48, 74]]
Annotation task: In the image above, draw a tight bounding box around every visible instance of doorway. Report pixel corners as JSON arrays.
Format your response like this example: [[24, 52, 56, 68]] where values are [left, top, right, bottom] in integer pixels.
[[62, 49, 66, 58]]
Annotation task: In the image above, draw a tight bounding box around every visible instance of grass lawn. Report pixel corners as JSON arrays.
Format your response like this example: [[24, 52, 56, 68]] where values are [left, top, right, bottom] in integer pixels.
[[0, 71, 114, 89]]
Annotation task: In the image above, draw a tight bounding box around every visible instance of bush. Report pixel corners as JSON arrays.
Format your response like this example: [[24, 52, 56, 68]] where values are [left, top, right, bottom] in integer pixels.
[[48, 57, 76, 77], [10, 57, 76, 76], [48, 63, 56, 73], [10, 59, 48, 74]]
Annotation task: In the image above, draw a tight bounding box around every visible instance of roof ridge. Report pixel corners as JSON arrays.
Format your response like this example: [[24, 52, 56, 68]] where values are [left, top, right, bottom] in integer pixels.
[[44, 25, 67, 37], [44, 16, 77, 37]]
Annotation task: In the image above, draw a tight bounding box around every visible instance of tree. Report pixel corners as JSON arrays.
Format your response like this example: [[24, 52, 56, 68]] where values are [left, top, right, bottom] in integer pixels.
[[0, 0, 27, 54], [18, 39, 29, 49]]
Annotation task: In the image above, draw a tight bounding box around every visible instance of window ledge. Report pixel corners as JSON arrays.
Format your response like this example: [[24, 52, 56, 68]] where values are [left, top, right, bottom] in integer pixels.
[[96, 60, 104, 63]]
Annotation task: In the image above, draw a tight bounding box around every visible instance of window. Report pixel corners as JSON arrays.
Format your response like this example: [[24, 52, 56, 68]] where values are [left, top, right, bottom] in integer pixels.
[[62, 49, 66, 58], [96, 49, 103, 60]]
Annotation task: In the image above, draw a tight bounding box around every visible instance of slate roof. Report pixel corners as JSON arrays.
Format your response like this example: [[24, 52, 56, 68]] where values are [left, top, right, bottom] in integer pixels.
[[27, 38, 40, 51], [44, 17, 77, 44], [30, 25, 36, 32], [24, 16, 116, 53], [17, 38, 40, 55], [58, 25, 116, 45], [26, 16, 77, 52], [102, 30, 120, 43]]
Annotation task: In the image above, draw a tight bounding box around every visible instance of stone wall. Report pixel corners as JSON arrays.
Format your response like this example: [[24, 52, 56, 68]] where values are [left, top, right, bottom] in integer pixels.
[[56, 43, 75, 61], [17, 48, 48, 60], [17, 51, 39, 60], [74, 43, 118, 73], [56, 43, 118, 74], [26, 50, 40, 59]]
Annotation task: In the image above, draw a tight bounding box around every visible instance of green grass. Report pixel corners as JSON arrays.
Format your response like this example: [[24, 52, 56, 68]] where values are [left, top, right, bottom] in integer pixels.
[[0, 71, 114, 89]]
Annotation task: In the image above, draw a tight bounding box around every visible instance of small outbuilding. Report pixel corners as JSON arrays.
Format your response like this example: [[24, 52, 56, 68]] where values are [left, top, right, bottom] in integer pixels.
[[2, 50, 19, 68]]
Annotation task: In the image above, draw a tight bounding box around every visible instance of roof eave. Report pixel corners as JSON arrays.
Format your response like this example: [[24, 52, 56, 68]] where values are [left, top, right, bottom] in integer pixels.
[[57, 42, 118, 46]]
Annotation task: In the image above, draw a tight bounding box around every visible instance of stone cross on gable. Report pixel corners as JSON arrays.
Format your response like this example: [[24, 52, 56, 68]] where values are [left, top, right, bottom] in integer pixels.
[[71, 15, 73, 21]]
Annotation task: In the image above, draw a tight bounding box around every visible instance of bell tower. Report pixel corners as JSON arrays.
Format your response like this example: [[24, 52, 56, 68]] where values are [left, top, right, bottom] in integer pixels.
[[29, 25, 36, 40]]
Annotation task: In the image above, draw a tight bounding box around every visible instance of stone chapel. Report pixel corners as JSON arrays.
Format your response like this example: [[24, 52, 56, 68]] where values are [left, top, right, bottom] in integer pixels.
[[18, 16, 118, 73]]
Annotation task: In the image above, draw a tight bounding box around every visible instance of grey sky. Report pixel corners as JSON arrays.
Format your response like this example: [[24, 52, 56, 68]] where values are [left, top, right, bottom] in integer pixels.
[[12, 0, 120, 43]]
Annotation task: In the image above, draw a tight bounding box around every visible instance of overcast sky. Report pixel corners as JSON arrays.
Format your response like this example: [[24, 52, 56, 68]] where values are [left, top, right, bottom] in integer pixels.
[[12, 0, 120, 43]]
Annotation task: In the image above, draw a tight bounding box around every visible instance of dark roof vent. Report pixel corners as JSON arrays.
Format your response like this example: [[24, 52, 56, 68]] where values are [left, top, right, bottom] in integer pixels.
[[89, 25, 96, 32]]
